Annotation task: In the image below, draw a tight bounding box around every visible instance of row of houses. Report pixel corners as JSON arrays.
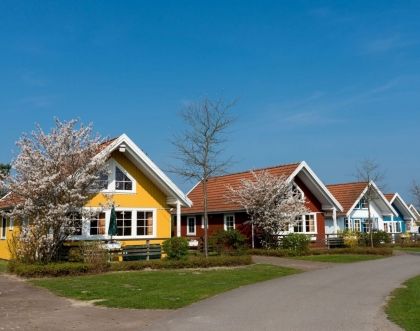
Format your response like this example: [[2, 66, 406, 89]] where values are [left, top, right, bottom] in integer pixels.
[[0, 134, 419, 259]]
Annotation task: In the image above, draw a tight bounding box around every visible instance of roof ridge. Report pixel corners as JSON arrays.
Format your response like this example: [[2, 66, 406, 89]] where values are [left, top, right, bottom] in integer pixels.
[[327, 181, 368, 187], [208, 162, 301, 180]]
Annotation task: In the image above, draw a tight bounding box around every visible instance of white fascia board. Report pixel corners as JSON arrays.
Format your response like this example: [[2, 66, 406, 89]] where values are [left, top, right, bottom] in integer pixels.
[[102, 134, 192, 207], [288, 161, 343, 212], [393, 193, 417, 220]]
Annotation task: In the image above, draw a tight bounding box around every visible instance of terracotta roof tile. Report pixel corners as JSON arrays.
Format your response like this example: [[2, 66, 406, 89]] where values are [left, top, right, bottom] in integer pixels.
[[326, 182, 368, 214], [0, 193, 23, 209], [384, 193, 395, 202], [183, 163, 300, 214]]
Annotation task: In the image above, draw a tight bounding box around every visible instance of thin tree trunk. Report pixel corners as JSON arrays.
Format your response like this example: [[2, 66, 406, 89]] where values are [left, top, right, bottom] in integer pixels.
[[203, 179, 209, 258]]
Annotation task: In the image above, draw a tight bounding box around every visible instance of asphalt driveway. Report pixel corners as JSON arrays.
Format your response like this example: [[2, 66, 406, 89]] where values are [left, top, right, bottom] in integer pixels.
[[146, 254, 420, 331]]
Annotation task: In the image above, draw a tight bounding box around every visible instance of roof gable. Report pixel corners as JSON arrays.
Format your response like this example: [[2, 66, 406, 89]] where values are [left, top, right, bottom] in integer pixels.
[[385, 193, 415, 220]]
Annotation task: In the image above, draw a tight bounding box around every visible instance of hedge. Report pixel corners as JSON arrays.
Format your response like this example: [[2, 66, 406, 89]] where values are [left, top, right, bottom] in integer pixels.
[[248, 247, 393, 257], [9, 255, 253, 278]]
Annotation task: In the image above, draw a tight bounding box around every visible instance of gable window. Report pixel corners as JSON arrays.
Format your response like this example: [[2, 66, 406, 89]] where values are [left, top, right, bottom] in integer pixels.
[[187, 216, 196, 235], [116, 211, 132, 236], [1, 216, 6, 239], [96, 172, 109, 190], [294, 214, 317, 233], [90, 212, 106, 235], [292, 183, 304, 200], [115, 166, 133, 191], [136, 211, 153, 236], [356, 197, 368, 209], [224, 214, 235, 231]]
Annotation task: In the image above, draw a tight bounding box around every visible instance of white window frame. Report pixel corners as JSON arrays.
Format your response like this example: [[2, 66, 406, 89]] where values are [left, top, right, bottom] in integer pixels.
[[1, 216, 6, 239], [99, 160, 136, 194], [292, 183, 305, 200], [353, 219, 361, 232], [113, 208, 157, 239], [9, 217, 14, 230], [293, 213, 317, 234], [224, 214, 235, 231], [187, 216, 196, 236]]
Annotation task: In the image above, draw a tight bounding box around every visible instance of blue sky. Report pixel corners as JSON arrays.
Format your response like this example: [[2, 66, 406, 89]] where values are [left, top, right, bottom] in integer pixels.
[[1, 1, 419, 202]]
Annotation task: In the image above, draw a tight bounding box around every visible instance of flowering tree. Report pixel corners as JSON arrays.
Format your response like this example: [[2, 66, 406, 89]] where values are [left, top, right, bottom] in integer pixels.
[[226, 171, 308, 248], [0, 119, 108, 263]]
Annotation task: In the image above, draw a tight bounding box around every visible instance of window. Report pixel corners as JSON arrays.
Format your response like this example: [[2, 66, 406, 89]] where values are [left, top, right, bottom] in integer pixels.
[[294, 214, 317, 233], [356, 197, 368, 209], [292, 183, 304, 200], [116, 211, 132, 236], [115, 166, 133, 191], [396, 222, 401, 233], [136, 211, 153, 236], [1, 216, 6, 239], [362, 221, 369, 233], [96, 172, 109, 190], [354, 219, 361, 232], [68, 213, 83, 236], [187, 217, 196, 235], [344, 217, 350, 230], [90, 212, 106, 235], [224, 214, 235, 231]]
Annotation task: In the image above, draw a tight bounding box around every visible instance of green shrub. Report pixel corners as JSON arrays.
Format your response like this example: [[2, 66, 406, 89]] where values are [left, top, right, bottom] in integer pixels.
[[67, 246, 84, 262], [162, 237, 189, 260], [281, 233, 310, 255], [248, 248, 297, 257], [358, 231, 390, 247], [7, 261, 104, 278], [210, 229, 247, 255]]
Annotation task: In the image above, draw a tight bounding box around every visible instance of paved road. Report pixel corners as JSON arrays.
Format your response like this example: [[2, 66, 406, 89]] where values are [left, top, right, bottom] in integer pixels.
[[147, 254, 420, 331], [0, 274, 167, 331]]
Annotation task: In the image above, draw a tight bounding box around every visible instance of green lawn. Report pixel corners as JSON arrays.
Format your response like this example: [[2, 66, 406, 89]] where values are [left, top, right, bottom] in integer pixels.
[[31, 264, 298, 309], [386, 275, 420, 331], [290, 254, 385, 263], [0, 260, 8, 273]]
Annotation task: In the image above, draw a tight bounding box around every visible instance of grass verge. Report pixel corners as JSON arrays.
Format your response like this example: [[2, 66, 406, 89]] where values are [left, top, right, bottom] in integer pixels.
[[31, 264, 298, 309], [386, 275, 420, 331], [0, 259, 7, 273], [394, 247, 420, 253], [290, 254, 385, 263]]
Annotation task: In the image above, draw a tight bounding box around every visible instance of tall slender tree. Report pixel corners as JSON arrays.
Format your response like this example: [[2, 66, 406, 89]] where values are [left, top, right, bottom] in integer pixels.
[[355, 159, 385, 248], [172, 97, 235, 257], [411, 181, 420, 209]]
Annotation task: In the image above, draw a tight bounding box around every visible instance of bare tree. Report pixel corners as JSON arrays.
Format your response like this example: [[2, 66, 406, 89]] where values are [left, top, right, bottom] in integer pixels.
[[0, 163, 11, 197], [355, 159, 385, 248], [410, 181, 420, 209], [172, 97, 235, 257], [227, 171, 308, 248], [0, 119, 108, 263]]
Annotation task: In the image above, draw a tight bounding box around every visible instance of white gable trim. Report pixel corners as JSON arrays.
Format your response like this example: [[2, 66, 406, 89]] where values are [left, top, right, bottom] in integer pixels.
[[346, 181, 398, 217], [287, 161, 343, 212], [390, 193, 416, 220], [100, 134, 192, 207]]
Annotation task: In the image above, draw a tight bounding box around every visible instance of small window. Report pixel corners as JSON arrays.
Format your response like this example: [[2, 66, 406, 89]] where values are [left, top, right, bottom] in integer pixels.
[[356, 197, 368, 209], [396, 222, 401, 233], [344, 217, 350, 230], [294, 214, 317, 233], [305, 214, 315, 232], [187, 217, 196, 235], [294, 218, 303, 233], [224, 214, 235, 231], [68, 213, 82, 236], [354, 219, 361, 232], [115, 167, 133, 191], [116, 211, 132, 236], [96, 172, 109, 190], [90, 212, 106, 235], [136, 211, 153, 236], [1, 216, 6, 239]]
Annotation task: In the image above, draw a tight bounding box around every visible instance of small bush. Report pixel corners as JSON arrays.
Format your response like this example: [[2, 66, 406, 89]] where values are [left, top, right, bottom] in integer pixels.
[[162, 237, 189, 260], [341, 230, 359, 248], [358, 231, 391, 247], [80, 241, 109, 272], [210, 229, 247, 255], [67, 246, 84, 262], [281, 233, 310, 255]]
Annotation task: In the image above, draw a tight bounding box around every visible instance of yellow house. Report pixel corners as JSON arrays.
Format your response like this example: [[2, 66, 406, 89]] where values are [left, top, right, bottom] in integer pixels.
[[0, 134, 192, 260]]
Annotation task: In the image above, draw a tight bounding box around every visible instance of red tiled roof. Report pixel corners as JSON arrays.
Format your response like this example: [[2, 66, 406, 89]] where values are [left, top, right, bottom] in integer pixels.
[[384, 193, 395, 202], [326, 182, 368, 214], [0, 193, 23, 209], [183, 163, 300, 214]]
